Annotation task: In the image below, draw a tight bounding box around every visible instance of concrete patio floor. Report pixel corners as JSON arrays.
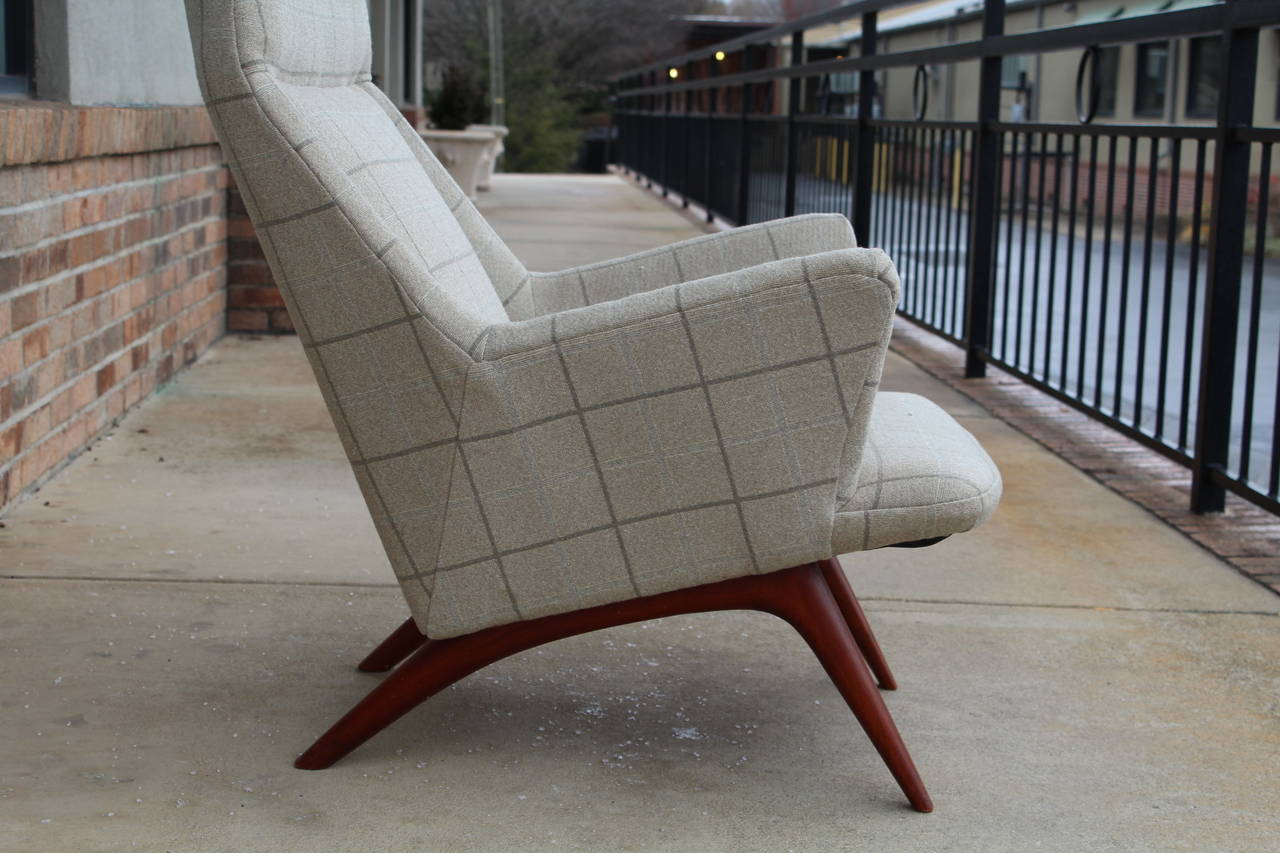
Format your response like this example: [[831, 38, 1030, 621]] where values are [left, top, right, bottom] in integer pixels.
[[1, 174, 1278, 852]]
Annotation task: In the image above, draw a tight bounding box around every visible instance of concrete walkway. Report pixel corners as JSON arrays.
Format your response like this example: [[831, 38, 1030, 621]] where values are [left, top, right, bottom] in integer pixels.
[[1, 174, 1277, 853]]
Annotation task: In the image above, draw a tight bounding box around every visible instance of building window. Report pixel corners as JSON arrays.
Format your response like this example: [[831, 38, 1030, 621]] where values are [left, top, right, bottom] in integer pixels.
[[1, 0, 32, 96], [1001, 55, 1028, 90], [1095, 45, 1120, 118], [1186, 36, 1221, 119], [1134, 41, 1169, 118]]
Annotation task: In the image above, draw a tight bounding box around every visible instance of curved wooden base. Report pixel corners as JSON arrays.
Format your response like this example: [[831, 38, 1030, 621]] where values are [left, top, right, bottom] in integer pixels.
[[297, 561, 931, 813], [356, 617, 427, 672]]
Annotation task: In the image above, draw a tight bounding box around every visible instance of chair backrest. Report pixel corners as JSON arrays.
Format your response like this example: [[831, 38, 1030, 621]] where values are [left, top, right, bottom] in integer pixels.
[[185, 0, 533, 354], [186, 0, 538, 625]]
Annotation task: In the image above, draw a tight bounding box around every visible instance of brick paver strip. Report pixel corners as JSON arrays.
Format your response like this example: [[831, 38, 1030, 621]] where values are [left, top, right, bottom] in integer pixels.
[[889, 317, 1280, 597]]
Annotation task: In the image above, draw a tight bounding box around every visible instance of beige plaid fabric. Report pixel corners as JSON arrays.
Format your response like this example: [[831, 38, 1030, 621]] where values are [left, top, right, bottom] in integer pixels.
[[832, 393, 1001, 552], [185, 0, 999, 638]]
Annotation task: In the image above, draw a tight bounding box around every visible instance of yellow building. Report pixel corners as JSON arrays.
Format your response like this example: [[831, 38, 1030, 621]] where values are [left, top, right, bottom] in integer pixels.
[[802, 0, 1277, 127]]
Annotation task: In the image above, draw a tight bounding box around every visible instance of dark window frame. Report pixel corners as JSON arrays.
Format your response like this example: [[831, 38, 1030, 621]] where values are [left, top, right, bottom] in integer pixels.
[[1095, 45, 1120, 118], [1185, 35, 1221, 120], [1133, 40, 1170, 119], [1000, 54, 1028, 91], [1, 0, 33, 97]]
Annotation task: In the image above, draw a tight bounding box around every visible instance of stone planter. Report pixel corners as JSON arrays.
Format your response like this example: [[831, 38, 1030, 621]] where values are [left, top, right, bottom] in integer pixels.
[[466, 124, 509, 191], [419, 129, 498, 199]]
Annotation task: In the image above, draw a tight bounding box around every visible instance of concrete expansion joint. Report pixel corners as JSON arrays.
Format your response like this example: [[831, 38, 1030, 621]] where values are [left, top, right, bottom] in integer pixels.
[[863, 595, 1280, 618], [2, 577, 1275, 618]]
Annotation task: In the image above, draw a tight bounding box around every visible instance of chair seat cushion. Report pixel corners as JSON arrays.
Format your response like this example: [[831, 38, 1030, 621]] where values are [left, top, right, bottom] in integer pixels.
[[831, 392, 1001, 554]]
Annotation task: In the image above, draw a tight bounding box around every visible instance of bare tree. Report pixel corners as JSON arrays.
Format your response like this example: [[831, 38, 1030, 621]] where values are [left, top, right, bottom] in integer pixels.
[[425, 0, 701, 86], [715, 0, 785, 19], [424, 0, 703, 171]]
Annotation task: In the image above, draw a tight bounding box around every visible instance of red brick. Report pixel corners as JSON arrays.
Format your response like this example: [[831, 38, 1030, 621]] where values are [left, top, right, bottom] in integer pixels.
[[104, 387, 125, 418], [20, 403, 50, 450], [227, 308, 268, 332], [228, 284, 285, 308], [95, 363, 115, 397], [8, 456, 29, 496], [49, 384, 74, 426], [0, 422, 20, 463], [22, 325, 50, 366], [0, 338, 21, 377], [18, 447, 46, 488], [124, 373, 146, 409], [69, 374, 95, 410], [11, 292, 39, 330], [68, 233, 94, 267], [19, 247, 47, 284], [0, 255, 21, 293]]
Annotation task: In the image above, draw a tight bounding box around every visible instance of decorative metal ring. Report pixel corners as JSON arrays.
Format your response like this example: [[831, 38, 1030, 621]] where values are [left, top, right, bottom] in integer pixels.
[[912, 65, 929, 121], [1075, 46, 1101, 125]]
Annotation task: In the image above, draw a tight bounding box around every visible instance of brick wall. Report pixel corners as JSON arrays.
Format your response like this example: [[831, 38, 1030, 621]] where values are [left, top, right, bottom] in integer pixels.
[[225, 185, 290, 333], [0, 102, 228, 509]]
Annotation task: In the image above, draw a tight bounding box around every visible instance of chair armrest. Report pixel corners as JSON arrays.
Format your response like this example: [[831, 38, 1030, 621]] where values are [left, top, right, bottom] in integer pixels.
[[529, 213, 857, 316], [441, 248, 898, 627]]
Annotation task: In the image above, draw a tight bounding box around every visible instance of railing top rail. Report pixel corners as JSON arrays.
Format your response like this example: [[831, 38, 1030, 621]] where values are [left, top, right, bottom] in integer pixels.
[[613, 0, 1277, 97], [613, 110, 1251, 139]]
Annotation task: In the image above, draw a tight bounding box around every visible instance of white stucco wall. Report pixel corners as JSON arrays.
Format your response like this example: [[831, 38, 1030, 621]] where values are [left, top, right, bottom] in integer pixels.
[[35, 0, 202, 106]]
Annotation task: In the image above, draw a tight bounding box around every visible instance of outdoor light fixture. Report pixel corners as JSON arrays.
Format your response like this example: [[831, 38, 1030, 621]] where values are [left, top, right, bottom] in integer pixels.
[[715, 50, 726, 61], [668, 67, 679, 78]]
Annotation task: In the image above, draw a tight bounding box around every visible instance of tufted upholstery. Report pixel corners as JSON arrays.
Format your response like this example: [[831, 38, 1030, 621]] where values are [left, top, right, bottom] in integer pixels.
[[185, 0, 999, 639]]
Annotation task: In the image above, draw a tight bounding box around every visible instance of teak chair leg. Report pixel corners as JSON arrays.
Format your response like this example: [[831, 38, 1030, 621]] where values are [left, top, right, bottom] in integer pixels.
[[770, 563, 931, 812], [298, 561, 931, 812], [356, 618, 427, 672], [819, 558, 898, 690]]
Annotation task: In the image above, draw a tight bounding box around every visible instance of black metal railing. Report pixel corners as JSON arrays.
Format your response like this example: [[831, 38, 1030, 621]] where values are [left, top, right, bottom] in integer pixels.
[[611, 0, 1280, 517]]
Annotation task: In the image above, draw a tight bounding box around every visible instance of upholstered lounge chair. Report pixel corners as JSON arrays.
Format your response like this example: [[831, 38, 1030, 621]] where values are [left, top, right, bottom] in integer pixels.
[[184, 0, 1001, 813]]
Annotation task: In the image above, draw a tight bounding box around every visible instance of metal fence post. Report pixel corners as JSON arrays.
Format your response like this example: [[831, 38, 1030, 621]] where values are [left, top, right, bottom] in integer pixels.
[[851, 12, 877, 244], [611, 80, 622, 174], [605, 80, 616, 171], [648, 71, 658, 188], [683, 60, 695, 208], [644, 71, 655, 189], [662, 70, 672, 197], [736, 44, 755, 226], [784, 31, 804, 217], [705, 55, 718, 222], [962, 0, 1006, 379], [1190, 13, 1260, 513]]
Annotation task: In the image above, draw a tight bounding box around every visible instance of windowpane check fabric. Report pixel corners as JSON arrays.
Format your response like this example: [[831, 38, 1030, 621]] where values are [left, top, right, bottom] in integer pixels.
[[185, 0, 1000, 639], [832, 393, 1002, 552]]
